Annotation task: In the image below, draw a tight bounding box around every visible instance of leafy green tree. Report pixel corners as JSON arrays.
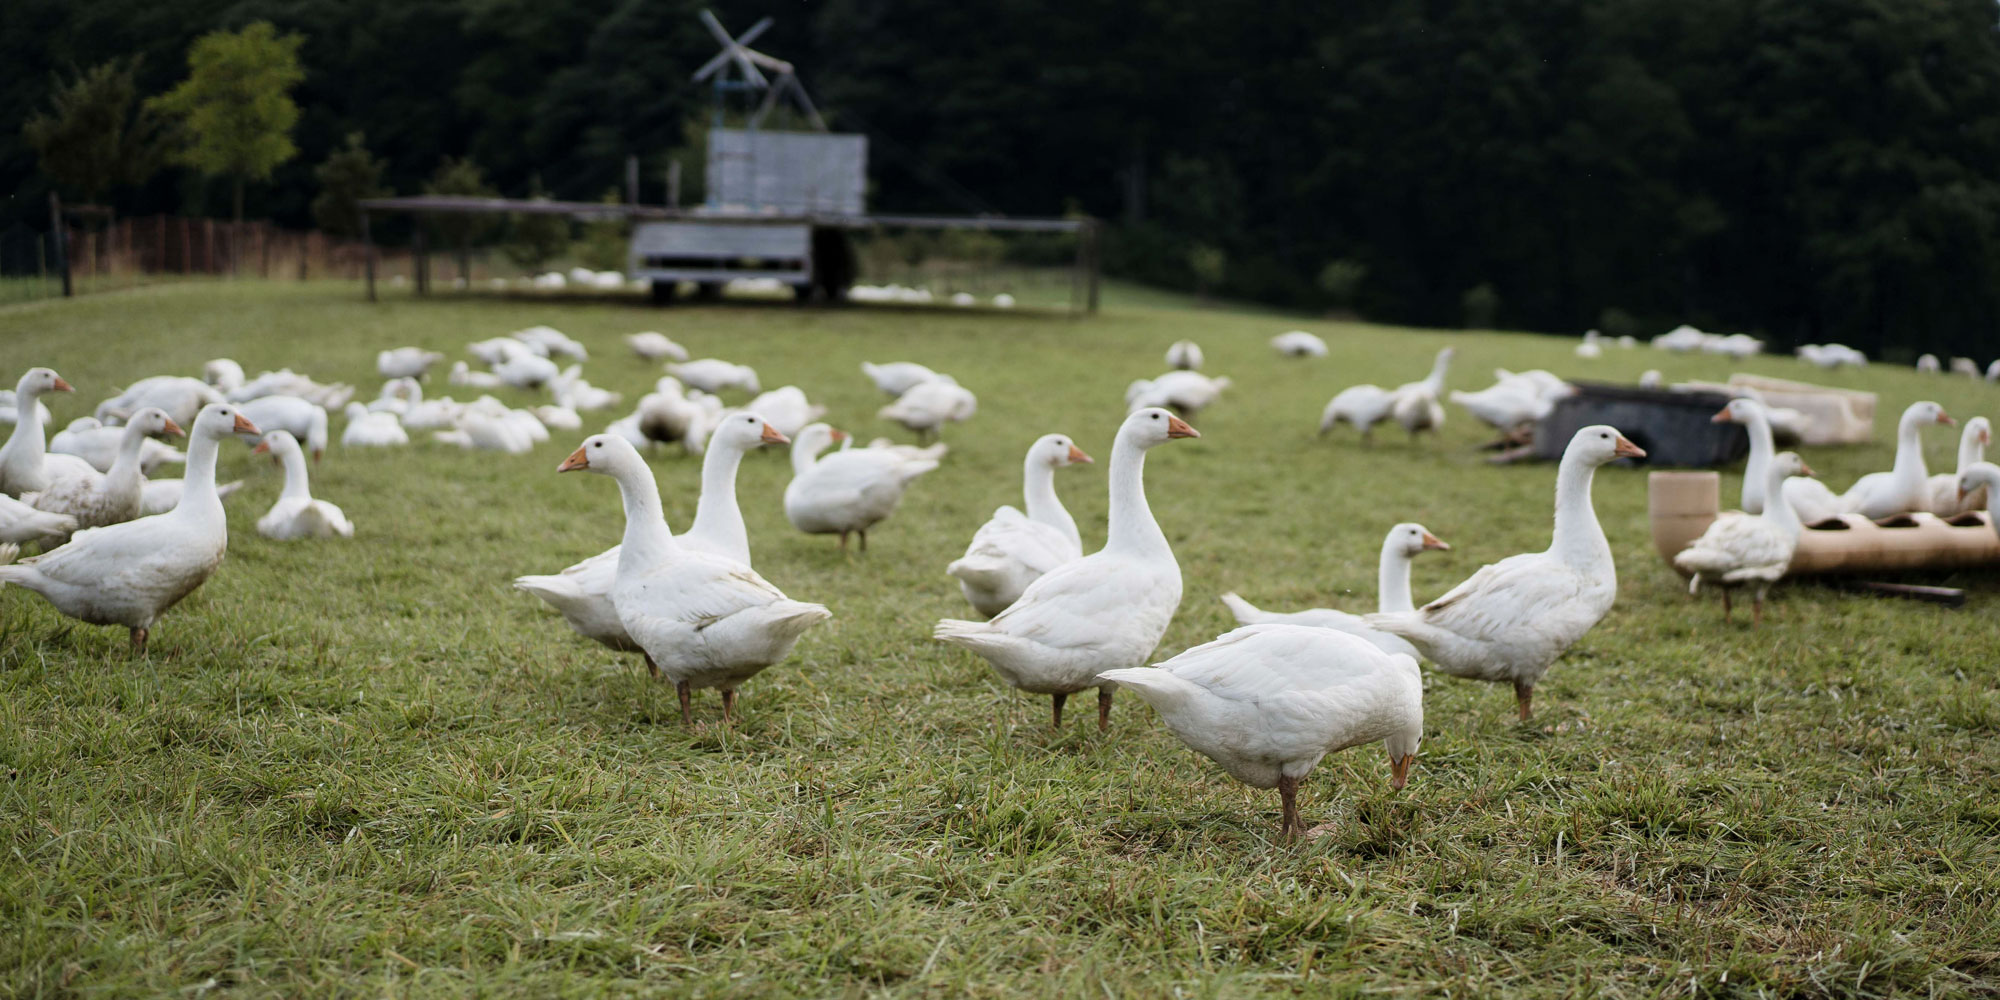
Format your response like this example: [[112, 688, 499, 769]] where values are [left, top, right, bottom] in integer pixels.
[[575, 189, 629, 272], [1186, 244, 1225, 300], [21, 58, 164, 203], [425, 157, 499, 280], [148, 21, 305, 225], [1317, 259, 1367, 313], [1463, 283, 1501, 330], [502, 177, 570, 273], [310, 132, 386, 238]]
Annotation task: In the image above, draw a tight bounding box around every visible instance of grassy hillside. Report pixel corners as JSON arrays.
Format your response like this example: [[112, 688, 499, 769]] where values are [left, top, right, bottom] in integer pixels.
[[1, 282, 1996, 997]]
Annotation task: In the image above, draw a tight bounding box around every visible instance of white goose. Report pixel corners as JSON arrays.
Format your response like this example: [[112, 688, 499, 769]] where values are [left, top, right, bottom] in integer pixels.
[[50, 416, 185, 474], [0, 494, 75, 545], [377, 347, 444, 379], [1271, 331, 1329, 357], [237, 395, 330, 461], [626, 332, 689, 362], [252, 431, 354, 540], [743, 386, 827, 438], [516, 412, 791, 660], [1838, 401, 1954, 520], [1713, 397, 1790, 515], [469, 336, 542, 364], [878, 378, 977, 442], [1126, 371, 1230, 419], [514, 325, 587, 361], [667, 359, 760, 395], [448, 361, 506, 390], [558, 433, 830, 723], [342, 403, 409, 447], [1447, 371, 1565, 432], [0, 403, 258, 652], [632, 379, 719, 455], [1675, 451, 1813, 624], [935, 408, 1198, 729], [226, 369, 352, 409], [947, 433, 1093, 617], [1321, 348, 1452, 441], [0, 368, 87, 497], [1367, 425, 1644, 720], [1389, 385, 1445, 441], [492, 345, 560, 390], [860, 361, 942, 397], [1100, 624, 1420, 840], [26, 408, 180, 545], [97, 376, 220, 426], [1958, 462, 2000, 539], [1165, 340, 1204, 370], [1927, 417, 1990, 517], [785, 423, 941, 551], [0, 391, 52, 428], [202, 359, 245, 393], [1218, 522, 1451, 659]]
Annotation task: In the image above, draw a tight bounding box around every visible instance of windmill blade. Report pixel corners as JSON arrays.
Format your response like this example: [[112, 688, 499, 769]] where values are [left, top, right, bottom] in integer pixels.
[[692, 49, 734, 82], [736, 17, 773, 47], [694, 10, 767, 86]]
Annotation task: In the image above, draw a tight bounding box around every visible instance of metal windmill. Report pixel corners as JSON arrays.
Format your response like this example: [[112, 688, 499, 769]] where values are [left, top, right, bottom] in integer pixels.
[[692, 10, 828, 132]]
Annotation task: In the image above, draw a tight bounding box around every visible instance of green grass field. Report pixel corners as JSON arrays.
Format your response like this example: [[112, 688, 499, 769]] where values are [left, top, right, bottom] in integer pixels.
[[2, 281, 1997, 997]]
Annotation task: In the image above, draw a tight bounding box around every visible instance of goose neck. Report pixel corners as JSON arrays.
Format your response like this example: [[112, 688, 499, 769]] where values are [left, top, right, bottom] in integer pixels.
[[1891, 414, 1929, 481], [278, 444, 313, 501], [1551, 450, 1611, 566], [1958, 428, 1986, 474], [1376, 537, 1415, 614], [1764, 468, 1805, 537], [105, 425, 150, 493], [689, 439, 747, 556], [1022, 454, 1078, 546], [1104, 435, 1166, 555], [172, 432, 225, 519], [614, 461, 678, 567]]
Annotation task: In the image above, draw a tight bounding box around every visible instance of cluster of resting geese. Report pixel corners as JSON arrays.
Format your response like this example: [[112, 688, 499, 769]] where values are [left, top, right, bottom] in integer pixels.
[[2, 325, 1996, 841]]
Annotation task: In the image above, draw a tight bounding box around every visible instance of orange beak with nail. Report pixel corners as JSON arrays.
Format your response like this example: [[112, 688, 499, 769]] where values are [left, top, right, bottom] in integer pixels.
[[760, 423, 789, 445], [161, 418, 185, 438], [1613, 435, 1646, 459], [51, 377, 73, 393], [557, 446, 590, 472], [1165, 415, 1199, 439], [1938, 410, 1957, 426], [1421, 531, 1450, 551], [1709, 406, 1735, 424], [232, 414, 261, 436], [1390, 754, 1416, 790], [1067, 444, 1093, 464]]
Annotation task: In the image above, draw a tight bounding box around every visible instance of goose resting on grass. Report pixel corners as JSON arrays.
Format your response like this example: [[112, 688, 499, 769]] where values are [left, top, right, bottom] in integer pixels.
[[1367, 425, 1643, 720], [860, 361, 943, 397], [1100, 624, 1420, 841], [947, 433, 1092, 617], [1219, 522, 1450, 659], [557, 433, 829, 723], [253, 431, 354, 540], [626, 332, 689, 362], [1165, 340, 1204, 371], [936, 408, 1197, 730], [1320, 348, 1452, 443]]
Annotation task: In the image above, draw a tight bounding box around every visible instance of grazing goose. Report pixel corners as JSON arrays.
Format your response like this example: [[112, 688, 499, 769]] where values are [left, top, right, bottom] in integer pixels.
[[1927, 417, 1990, 517], [1916, 353, 1942, 374], [633, 380, 719, 456], [935, 408, 1198, 729], [1958, 463, 2000, 539], [533, 405, 583, 432], [1165, 340, 1204, 370], [448, 360, 506, 390], [469, 336, 542, 364], [97, 376, 220, 427], [202, 359, 246, 393], [1675, 452, 1813, 624], [516, 413, 792, 660], [252, 431, 354, 540], [1271, 331, 1329, 357], [376, 348, 445, 380], [667, 359, 760, 395], [0, 493, 75, 545], [237, 395, 330, 462], [50, 416, 185, 474], [785, 423, 940, 551], [492, 346, 560, 390], [1367, 425, 1643, 720], [0, 403, 258, 652], [0, 368, 84, 496], [860, 361, 944, 397], [557, 433, 830, 723], [1839, 401, 1953, 520], [368, 378, 421, 415], [26, 408, 180, 544], [1219, 522, 1451, 659], [1447, 371, 1566, 433], [1389, 385, 1445, 441], [551, 365, 621, 412], [1126, 371, 1230, 420], [1100, 624, 1420, 841], [626, 331, 689, 362], [341, 403, 410, 447], [401, 395, 465, 431], [226, 369, 352, 409], [879, 378, 977, 442], [514, 325, 587, 361], [948, 433, 1093, 617], [744, 386, 827, 438]]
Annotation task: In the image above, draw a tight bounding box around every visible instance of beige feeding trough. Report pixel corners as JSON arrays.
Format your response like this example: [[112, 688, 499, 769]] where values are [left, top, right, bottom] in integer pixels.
[[1649, 471, 2000, 576]]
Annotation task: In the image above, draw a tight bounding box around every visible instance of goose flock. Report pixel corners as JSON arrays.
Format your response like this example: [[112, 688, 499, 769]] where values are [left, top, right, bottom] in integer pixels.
[[3, 316, 1997, 843]]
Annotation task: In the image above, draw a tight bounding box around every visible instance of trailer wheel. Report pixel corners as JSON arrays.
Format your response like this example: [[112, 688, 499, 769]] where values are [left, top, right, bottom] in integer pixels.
[[648, 280, 676, 305]]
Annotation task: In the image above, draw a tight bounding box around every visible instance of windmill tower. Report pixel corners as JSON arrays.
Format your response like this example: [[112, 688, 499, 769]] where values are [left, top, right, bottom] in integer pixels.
[[690, 10, 863, 215]]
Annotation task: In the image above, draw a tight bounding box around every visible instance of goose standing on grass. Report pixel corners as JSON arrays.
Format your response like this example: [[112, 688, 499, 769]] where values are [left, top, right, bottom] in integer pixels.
[[237, 395, 329, 462], [667, 359, 761, 395], [1271, 331, 1329, 357], [449, 361, 506, 390], [785, 423, 940, 551], [557, 433, 830, 723], [1928, 417, 1991, 517], [743, 386, 826, 438], [1390, 384, 1445, 442], [50, 417, 185, 474], [1448, 369, 1569, 434], [0, 493, 75, 545], [948, 433, 1093, 617], [879, 378, 977, 442], [1165, 340, 1204, 371], [860, 361, 942, 397], [626, 332, 689, 362], [1218, 522, 1450, 658], [25, 408, 180, 545], [935, 408, 1199, 729], [0, 368, 82, 497], [516, 413, 792, 661], [1367, 425, 1644, 720], [202, 359, 245, 393], [0, 404, 258, 652], [341, 403, 409, 447], [252, 431, 354, 540], [1958, 463, 2000, 539], [1100, 624, 1420, 841], [1840, 401, 1954, 520], [1917, 354, 1942, 374], [1675, 452, 1813, 624], [377, 348, 444, 380]]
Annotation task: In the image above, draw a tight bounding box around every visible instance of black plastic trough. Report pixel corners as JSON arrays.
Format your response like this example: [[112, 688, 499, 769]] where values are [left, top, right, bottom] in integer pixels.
[[1534, 382, 1747, 467]]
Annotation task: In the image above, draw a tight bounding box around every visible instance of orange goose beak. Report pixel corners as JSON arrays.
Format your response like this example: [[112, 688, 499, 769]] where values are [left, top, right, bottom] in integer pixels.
[[1613, 435, 1647, 459], [232, 415, 261, 436], [760, 423, 790, 445], [557, 446, 590, 472], [1421, 531, 1450, 551], [1390, 754, 1416, 790], [1067, 445, 1093, 464], [1165, 415, 1199, 439], [51, 377, 74, 393], [161, 418, 185, 438]]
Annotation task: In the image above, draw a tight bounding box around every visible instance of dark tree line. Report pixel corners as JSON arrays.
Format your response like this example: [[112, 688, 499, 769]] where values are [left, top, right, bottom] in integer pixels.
[[7, 0, 2000, 356]]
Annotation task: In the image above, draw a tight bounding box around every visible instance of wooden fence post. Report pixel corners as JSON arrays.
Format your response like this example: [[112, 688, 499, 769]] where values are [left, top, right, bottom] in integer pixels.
[[363, 211, 376, 302], [49, 192, 71, 297]]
